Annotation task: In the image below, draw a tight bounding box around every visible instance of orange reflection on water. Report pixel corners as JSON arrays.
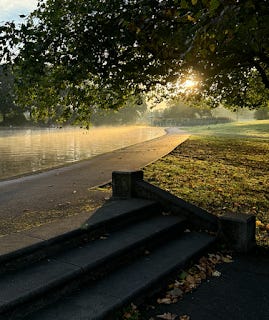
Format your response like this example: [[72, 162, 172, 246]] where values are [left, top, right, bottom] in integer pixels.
[[0, 126, 164, 180]]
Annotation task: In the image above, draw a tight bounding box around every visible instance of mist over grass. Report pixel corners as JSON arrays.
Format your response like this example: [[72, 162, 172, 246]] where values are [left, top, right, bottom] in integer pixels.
[[184, 120, 269, 139]]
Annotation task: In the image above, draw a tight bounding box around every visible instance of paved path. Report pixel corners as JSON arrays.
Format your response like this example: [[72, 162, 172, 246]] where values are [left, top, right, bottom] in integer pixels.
[[144, 252, 269, 320], [0, 128, 189, 219]]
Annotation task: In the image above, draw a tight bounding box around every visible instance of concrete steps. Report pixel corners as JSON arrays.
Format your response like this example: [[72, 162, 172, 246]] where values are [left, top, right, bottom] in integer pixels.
[[0, 199, 158, 273], [25, 233, 215, 320], [0, 198, 216, 320]]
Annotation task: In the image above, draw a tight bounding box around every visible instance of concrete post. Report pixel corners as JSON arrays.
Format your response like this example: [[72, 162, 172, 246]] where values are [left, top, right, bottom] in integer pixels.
[[112, 171, 144, 199], [220, 213, 256, 252]]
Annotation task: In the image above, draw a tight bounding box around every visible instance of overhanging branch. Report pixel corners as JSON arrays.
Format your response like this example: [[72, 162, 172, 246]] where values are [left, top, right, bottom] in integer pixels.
[[253, 61, 269, 89]]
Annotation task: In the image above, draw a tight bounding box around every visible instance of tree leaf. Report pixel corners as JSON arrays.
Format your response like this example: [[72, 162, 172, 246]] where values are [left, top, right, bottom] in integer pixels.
[[209, 0, 220, 13], [209, 43, 216, 53]]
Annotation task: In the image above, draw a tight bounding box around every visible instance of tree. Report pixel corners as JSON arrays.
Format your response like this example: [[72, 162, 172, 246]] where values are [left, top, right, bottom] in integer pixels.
[[91, 95, 147, 125], [0, 65, 28, 125], [0, 65, 14, 122], [163, 100, 212, 119], [1, 0, 269, 122], [0, 65, 24, 124], [184, 0, 269, 109]]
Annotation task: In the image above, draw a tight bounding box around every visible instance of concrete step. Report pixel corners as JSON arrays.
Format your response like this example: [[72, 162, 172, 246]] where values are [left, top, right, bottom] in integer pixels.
[[0, 214, 186, 319], [0, 198, 159, 273], [24, 232, 216, 320]]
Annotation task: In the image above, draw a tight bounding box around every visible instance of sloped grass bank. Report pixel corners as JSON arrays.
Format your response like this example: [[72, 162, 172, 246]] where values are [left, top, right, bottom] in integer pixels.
[[144, 136, 269, 248]]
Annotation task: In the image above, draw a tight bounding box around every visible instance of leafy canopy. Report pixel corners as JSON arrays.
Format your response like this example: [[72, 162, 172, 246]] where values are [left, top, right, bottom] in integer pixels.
[[1, 0, 269, 122]]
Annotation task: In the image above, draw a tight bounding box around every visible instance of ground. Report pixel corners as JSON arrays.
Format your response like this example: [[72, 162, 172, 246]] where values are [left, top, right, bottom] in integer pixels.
[[122, 120, 269, 320], [1, 120, 268, 319], [144, 134, 269, 249], [1, 120, 268, 246]]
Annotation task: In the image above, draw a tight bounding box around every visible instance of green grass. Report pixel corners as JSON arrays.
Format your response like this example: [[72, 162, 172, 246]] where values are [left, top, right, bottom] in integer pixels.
[[184, 119, 269, 139], [144, 122, 269, 248]]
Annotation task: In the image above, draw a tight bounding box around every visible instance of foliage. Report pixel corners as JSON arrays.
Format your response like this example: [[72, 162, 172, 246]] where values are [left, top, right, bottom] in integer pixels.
[[1, 0, 269, 121], [91, 95, 147, 126], [0, 65, 23, 123], [163, 100, 212, 119]]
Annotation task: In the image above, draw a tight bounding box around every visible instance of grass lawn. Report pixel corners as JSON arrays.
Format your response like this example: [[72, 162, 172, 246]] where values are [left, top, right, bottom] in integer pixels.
[[143, 120, 269, 248], [183, 119, 269, 138]]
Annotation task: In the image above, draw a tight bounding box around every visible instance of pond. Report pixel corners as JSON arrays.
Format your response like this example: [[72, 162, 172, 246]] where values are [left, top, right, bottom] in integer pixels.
[[0, 126, 165, 180]]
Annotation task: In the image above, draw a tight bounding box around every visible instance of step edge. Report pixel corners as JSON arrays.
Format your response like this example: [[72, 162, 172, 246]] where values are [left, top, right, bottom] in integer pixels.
[[0, 218, 187, 314], [0, 201, 160, 270], [96, 234, 217, 319], [23, 233, 216, 320]]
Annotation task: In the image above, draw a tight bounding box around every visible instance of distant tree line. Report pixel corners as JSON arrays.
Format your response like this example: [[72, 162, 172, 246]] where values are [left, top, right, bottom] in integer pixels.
[[150, 101, 233, 127]]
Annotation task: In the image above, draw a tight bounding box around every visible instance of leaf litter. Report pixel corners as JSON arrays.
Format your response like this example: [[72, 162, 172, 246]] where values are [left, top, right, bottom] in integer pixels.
[[120, 252, 233, 319], [156, 252, 233, 306]]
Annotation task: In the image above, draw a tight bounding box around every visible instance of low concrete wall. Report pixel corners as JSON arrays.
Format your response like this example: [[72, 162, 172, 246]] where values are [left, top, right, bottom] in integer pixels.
[[112, 170, 256, 252]]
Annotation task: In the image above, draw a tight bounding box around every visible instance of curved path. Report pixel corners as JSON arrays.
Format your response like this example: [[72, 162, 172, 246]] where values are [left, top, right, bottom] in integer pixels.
[[0, 128, 189, 219]]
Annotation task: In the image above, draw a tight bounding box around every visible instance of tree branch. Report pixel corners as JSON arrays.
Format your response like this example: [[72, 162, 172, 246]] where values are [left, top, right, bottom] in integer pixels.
[[253, 61, 269, 89]]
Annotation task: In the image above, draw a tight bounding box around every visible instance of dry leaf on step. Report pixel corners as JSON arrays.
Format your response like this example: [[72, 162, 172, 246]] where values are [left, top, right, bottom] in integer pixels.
[[157, 312, 178, 320], [157, 297, 174, 304]]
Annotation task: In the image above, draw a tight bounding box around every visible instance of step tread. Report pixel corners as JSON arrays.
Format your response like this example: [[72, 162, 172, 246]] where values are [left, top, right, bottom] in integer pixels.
[[0, 198, 158, 267], [84, 198, 158, 228], [25, 232, 215, 320], [0, 214, 185, 309]]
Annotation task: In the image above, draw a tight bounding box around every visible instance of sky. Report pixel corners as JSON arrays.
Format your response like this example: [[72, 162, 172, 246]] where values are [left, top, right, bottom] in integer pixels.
[[0, 0, 38, 23]]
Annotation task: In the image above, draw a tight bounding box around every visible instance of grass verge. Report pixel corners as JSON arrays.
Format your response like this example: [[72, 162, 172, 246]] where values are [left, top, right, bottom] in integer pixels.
[[144, 134, 269, 248]]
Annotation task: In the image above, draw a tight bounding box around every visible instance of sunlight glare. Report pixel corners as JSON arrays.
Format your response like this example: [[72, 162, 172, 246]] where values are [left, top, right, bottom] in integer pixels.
[[182, 78, 198, 89]]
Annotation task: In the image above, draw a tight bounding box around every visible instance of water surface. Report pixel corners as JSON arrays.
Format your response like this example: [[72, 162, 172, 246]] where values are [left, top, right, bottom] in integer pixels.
[[0, 126, 164, 180]]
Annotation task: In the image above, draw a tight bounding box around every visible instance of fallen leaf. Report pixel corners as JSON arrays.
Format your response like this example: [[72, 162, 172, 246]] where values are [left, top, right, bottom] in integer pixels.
[[123, 312, 132, 319], [162, 211, 171, 216], [198, 271, 207, 280], [168, 283, 174, 289], [222, 255, 234, 263], [186, 275, 195, 284], [157, 297, 174, 304], [179, 315, 190, 320], [184, 229, 191, 233], [157, 312, 177, 320], [256, 220, 264, 228], [167, 288, 183, 298], [130, 303, 137, 310], [212, 270, 221, 277]]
